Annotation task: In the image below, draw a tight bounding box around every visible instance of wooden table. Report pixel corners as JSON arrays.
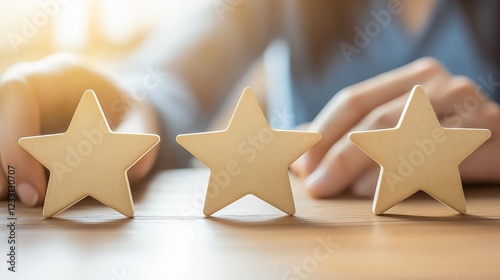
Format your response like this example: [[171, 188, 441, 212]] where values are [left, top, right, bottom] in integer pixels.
[[1, 169, 499, 279]]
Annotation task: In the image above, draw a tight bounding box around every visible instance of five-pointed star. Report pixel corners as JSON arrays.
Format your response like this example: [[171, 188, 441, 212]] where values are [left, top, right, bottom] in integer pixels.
[[349, 85, 490, 215], [19, 90, 160, 217], [176, 88, 321, 216]]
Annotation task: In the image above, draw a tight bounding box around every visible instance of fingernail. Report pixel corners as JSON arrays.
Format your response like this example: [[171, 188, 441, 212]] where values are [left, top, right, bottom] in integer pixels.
[[17, 183, 39, 207]]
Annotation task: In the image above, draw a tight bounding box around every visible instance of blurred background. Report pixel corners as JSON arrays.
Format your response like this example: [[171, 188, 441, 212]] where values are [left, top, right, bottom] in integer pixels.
[[0, 0, 271, 129], [0, 0, 199, 69]]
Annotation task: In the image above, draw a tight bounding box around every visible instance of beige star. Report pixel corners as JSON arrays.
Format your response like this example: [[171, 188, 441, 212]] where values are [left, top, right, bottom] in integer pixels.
[[19, 90, 160, 217], [349, 85, 491, 215], [176, 88, 321, 216]]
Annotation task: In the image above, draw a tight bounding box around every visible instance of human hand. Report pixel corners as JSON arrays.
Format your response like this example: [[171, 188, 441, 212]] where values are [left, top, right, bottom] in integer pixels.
[[291, 57, 500, 198], [0, 54, 159, 206]]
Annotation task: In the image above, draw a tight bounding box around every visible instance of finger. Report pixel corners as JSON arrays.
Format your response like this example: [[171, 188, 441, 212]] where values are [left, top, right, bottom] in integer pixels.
[[297, 58, 450, 176], [440, 106, 497, 180], [290, 122, 310, 174], [437, 76, 490, 128], [0, 80, 46, 206], [306, 75, 486, 198], [459, 127, 500, 182], [432, 76, 496, 185], [305, 93, 409, 198], [305, 75, 466, 198], [351, 166, 379, 197], [433, 77, 500, 181]]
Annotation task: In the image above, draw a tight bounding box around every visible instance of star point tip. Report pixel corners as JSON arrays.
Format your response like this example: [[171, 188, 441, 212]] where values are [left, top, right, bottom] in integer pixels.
[[348, 131, 362, 143], [175, 134, 186, 145], [121, 209, 135, 218], [83, 89, 96, 95], [480, 128, 492, 140], [412, 84, 424, 91], [242, 87, 254, 94]]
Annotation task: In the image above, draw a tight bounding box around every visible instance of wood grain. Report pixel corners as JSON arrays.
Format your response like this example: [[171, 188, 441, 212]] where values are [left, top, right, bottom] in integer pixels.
[[1, 168, 499, 279]]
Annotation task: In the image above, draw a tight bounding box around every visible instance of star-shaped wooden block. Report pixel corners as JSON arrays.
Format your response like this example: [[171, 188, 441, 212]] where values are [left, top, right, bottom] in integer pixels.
[[19, 90, 160, 218], [176, 88, 321, 216], [349, 85, 491, 215]]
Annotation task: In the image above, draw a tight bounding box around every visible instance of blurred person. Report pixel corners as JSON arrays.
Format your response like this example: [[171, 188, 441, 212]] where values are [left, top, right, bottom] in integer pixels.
[[1, 0, 499, 207]]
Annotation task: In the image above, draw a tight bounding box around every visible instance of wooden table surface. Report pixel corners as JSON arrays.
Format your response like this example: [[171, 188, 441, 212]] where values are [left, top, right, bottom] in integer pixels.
[[1, 168, 499, 280]]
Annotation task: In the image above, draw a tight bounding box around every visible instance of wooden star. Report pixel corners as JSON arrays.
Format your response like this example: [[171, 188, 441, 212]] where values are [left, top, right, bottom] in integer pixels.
[[349, 85, 491, 215], [176, 88, 321, 216], [19, 90, 160, 217]]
